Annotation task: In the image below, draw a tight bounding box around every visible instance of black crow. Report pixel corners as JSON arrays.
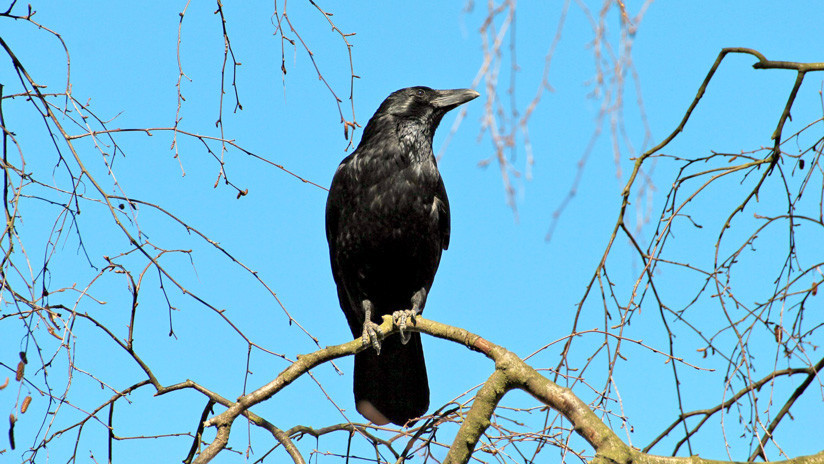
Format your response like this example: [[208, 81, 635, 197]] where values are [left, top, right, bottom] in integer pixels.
[[325, 86, 479, 426]]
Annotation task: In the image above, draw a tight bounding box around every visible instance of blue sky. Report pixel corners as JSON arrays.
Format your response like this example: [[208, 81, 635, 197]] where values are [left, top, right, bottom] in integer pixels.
[[2, 1, 823, 462]]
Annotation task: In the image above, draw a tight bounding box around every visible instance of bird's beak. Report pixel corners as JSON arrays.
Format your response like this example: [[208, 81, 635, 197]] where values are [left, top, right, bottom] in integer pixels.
[[431, 88, 480, 111]]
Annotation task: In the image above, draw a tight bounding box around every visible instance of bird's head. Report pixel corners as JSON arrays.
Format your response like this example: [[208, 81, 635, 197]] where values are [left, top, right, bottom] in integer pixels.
[[362, 86, 480, 143]]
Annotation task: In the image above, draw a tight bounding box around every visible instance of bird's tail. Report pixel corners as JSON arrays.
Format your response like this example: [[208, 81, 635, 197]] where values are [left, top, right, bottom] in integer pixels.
[[353, 332, 429, 426]]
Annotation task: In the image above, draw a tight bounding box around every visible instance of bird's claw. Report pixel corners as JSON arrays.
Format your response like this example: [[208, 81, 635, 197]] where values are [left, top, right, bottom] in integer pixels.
[[361, 320, 383, 354], [392, 309, 419, 345]]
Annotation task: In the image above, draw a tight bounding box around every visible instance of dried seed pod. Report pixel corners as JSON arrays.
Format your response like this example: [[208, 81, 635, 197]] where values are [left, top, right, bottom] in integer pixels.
[[15, 361, 25, 381], [47, 326, 63, 340], [21, 396, 32, 414]]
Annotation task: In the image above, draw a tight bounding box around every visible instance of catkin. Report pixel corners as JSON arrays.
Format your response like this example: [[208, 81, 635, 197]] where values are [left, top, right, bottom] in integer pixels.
[[15, 361, 24, 381]]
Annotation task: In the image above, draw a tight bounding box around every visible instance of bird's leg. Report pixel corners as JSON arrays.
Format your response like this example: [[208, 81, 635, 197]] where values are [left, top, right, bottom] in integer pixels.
[[392, 288, 427, 345], [361, 299, 383, 354]]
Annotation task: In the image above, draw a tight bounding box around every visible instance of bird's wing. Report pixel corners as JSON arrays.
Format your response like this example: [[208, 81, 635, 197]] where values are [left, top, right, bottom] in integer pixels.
[[325, 152, 357, 287], [325, 156, 365, 336], [436, 175, 451, 250], [325, 168, 342, 285]]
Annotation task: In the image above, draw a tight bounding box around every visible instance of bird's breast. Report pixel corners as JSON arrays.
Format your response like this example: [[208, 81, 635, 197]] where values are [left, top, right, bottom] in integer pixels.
[[340, 163, 441, 247]]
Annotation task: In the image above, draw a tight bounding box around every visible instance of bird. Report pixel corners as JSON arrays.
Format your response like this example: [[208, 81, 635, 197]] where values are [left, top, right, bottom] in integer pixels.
[[325, 86, 479, 426]]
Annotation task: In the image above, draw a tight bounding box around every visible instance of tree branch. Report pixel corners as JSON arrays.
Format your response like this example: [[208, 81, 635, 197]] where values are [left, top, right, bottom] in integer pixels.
[[191, 316, 824, 464]]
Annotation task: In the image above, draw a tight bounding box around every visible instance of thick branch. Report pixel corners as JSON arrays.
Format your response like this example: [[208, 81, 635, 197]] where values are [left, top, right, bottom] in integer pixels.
[[444, 369, 512, 463], [191, 316, 824, 464]]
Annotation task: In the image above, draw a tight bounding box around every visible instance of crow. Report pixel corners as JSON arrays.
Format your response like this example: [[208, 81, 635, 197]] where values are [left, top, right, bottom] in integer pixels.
[[325, 86, 479, 426]]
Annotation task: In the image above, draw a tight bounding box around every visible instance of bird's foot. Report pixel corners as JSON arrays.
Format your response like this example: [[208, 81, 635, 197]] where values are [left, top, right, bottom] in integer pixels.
[[392, 308, 419, 345], [361, 299, 382, 354], [361, 320, 383, 354]]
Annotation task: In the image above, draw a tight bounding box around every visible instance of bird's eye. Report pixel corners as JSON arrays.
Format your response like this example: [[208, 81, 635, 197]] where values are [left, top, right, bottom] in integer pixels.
[[416, 89, 425, 97]]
